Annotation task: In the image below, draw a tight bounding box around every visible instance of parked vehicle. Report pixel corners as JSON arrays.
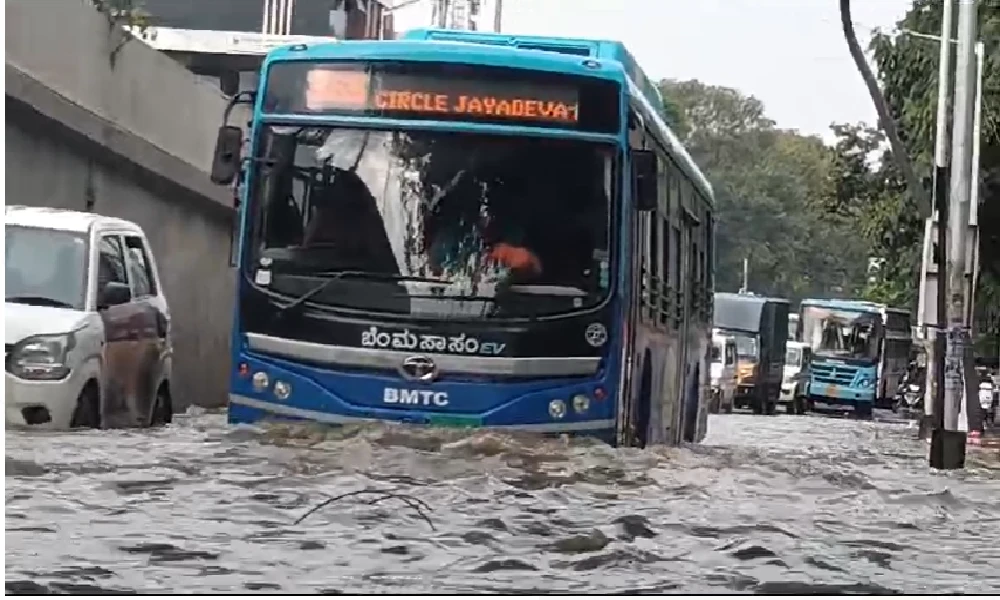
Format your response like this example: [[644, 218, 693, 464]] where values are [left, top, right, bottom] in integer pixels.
[[709, 330, 738, 414], [5, 206, 173, 429], [779, 341, 811, 414], [713, 292, 789, 415]]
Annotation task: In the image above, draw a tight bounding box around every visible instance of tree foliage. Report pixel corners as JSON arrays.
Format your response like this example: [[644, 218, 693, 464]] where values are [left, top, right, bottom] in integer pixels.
[[868, 0, 1000, 343], [659, 79, 868, 303], [663, 0, 999, 349]]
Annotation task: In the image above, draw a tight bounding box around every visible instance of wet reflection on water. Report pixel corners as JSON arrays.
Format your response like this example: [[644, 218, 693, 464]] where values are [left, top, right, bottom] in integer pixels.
[[6, 410, 999, 594]]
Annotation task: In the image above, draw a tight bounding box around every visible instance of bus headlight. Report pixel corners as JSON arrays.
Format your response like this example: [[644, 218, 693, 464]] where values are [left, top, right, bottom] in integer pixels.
[[273, 380, 292, 400], [252, 371, 269, 392], [858, 378, 873, 389], [572, 394, 590, 414], [549, 399, 567, 419]]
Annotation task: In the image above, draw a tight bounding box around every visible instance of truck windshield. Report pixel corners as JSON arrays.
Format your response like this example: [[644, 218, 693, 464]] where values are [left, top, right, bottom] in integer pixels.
[[734, 335, 757, 360], [247, 125, 615, 320], [5, 225, 87, 310], [801, 307, 880, 361]]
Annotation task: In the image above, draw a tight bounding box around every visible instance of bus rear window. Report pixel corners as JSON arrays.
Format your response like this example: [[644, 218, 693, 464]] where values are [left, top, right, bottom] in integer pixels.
[[263, 60, 621, 134]]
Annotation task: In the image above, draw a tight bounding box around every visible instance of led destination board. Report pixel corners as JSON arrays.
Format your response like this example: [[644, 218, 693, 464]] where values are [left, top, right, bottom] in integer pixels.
[[264, 61, 619, 133]]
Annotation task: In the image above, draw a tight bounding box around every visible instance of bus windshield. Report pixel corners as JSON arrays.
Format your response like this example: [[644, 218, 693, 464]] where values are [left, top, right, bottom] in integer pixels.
[[248, 125, 615, 320], [801, 306, 881, 361]]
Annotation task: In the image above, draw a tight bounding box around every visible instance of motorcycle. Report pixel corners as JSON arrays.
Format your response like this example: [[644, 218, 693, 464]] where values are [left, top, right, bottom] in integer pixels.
[[894, 380, 924, 414], [979, 381, 996, 428]]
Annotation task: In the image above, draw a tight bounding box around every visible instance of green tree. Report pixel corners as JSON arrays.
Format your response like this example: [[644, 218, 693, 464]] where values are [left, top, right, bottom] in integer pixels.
[[823, 123, 923, 307], [659, 79, 868, 303], [867, 0, 1000, 344]]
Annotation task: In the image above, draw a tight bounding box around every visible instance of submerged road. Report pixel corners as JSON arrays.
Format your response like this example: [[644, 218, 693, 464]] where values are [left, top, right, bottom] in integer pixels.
[[5, 410, 1000, 594]]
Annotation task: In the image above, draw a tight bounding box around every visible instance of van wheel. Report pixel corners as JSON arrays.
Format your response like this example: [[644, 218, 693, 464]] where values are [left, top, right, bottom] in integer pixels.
[[150, 384, 173, 427], [70, 383, 101, 429]]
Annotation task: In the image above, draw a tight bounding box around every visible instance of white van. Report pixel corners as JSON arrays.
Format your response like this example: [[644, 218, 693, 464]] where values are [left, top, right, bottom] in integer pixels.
[[709, 331, 738, 413], [5, 206, 174, 429], [780, 341, 810, 414]]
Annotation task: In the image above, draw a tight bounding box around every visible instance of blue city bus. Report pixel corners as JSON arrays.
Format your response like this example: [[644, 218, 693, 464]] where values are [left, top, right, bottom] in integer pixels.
[[208, 28, 716, 447], [799, 298, 912, 417]]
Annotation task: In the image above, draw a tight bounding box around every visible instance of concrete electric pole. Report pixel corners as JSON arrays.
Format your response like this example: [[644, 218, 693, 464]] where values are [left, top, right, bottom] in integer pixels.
[[919, 0, 954, 444], [932, 0, 979, 470]]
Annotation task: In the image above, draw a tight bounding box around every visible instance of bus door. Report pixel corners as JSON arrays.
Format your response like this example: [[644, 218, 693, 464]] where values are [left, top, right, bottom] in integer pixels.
[[617, 144, 645, 446], [679, 209, 700, 441]]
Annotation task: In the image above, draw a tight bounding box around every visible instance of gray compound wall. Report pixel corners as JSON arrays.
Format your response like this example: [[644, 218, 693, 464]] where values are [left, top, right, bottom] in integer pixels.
[[6, 0, 247, 409]]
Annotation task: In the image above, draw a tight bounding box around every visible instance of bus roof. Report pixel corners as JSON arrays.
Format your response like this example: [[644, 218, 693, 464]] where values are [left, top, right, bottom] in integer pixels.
[[262, 30, 713, 201], [400, 29, 668, 124], [800, 298, 910, 315]]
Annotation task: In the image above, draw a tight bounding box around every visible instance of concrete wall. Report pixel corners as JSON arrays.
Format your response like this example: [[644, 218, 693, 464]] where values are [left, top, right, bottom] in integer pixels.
[[6, 0, 244, 409]]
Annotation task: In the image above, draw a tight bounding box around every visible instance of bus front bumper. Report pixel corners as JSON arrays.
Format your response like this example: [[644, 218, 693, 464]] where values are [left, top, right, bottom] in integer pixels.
[[808, 383, 875, 406], [227, 353, 618, 440]]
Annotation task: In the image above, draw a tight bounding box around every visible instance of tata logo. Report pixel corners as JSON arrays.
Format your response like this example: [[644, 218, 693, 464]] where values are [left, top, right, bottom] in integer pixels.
[[399, 356, 438, 382], [384, 388, 449, 406]]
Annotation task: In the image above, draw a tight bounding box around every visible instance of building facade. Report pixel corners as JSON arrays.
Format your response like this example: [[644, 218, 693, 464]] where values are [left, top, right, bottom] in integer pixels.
[[132, 0, 393, 95]]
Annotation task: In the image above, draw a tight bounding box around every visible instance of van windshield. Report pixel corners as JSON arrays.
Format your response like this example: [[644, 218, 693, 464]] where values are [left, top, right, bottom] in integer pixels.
[[5, 225, 88, 310], [785, 346, 802, 367]]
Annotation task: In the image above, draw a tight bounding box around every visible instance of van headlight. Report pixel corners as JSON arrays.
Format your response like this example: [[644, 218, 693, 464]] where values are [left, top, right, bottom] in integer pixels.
[[7, 332, 76, 380]]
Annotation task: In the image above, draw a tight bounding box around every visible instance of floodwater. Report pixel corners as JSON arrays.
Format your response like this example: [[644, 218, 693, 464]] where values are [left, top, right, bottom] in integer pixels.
[[6, 410, 1000, 594]]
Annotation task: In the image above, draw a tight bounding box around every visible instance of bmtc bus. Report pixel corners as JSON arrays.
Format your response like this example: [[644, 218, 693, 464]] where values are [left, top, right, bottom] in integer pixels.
[[799, 299, 912, 417], [208, 28, 716, 447]]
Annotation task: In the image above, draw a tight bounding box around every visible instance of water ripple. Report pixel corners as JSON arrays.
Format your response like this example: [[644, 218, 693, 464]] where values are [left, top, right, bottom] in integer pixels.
[[6, 410, 999, 593]]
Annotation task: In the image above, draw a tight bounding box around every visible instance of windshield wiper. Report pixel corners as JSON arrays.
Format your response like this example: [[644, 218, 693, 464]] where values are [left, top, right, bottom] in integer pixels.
[[5, 295, 76, 309], [272, 270, 449, 314]]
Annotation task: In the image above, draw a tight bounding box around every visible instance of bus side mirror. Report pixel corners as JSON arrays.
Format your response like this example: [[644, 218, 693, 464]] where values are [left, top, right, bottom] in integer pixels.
[[631, 149, 658, 212], [210, 125, 244, 186]]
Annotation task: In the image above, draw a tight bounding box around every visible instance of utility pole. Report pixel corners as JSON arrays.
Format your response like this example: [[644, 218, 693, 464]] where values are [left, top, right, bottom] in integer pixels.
[[932, 0, 978, 470], [919, 0, 953, 442], [493, 0, 503, 32]]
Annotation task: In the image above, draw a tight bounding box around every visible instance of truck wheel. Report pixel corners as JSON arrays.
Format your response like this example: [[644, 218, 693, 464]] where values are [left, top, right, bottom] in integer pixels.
[[855, 403, 873, 420]]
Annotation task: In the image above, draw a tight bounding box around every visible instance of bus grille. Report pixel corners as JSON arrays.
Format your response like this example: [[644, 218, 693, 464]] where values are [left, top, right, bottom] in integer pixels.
[[811, 363, 857, 385]]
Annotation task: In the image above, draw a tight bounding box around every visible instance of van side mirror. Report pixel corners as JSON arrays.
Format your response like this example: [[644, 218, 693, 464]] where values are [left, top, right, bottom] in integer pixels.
[[210, 125, 244, 186], [98, 281, 131, 310], [631, 149, 658, 212]]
